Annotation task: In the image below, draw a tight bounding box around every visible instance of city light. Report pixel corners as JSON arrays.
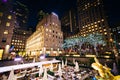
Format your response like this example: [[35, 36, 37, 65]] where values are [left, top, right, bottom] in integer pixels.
[[14, 57, 22, 61], [52, 12, 58, 17]]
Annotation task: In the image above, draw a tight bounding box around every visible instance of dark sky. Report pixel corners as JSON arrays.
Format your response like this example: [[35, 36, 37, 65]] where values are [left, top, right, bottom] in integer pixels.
[[19, 0, 76, 27], [19, 0, 120, 27], [103, 0, 120, 27]]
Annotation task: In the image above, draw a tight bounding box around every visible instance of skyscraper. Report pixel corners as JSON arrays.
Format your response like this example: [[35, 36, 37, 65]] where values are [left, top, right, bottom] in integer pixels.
[[26, 12, 63, 57], [0, 0, 16, 59], [0, 0, 32, 59], [77, 0, 112, 49], [11, 1, 32, 53], [61, 8, 78, 39], [13, 1, 29, 29]]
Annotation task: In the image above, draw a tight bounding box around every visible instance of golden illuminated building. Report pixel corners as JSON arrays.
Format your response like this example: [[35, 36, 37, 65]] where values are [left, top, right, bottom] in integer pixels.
[[26, 12, 63, 56], [77, 0, 112, 48]]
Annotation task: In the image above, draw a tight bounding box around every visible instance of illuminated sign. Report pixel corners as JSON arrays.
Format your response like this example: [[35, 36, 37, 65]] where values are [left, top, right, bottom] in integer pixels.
[[0, 49, 3, 60]]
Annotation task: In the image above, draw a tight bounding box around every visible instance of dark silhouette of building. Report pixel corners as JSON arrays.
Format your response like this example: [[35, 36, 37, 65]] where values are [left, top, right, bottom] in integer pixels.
[[110, 24, 120, 54], [61, 8, 79, 39]]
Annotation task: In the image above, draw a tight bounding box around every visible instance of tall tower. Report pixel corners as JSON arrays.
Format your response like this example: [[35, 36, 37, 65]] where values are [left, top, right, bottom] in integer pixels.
[[11, 1, 32, 53], [0, 0, 16, 59], [77, 0, 112, 49], [61, 8, 78, 39], [26, 12, 63, 56], [13, 1, 29, 29]]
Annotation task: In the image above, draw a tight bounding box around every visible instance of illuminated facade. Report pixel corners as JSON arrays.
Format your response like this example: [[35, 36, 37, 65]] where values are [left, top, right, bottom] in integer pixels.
[[26, 12, 63, 56], [0, 0, 16, 59], [77, 0, 111, 48], [11, 1, 31, 53], [11, 28, 32, 52]]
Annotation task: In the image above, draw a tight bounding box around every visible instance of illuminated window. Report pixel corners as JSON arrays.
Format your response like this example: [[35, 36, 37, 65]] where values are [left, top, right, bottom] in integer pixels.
[[6, 22, 10, 27], [88, 3, 90, 5], [98, 21, 100, 23], [46, 28, 48, 31], [101, 19, 104, 21], [95, 25, 97, 27], [104, 32, 107, 35], [23, 20, 26, 23], [100, 30, 102, 32], [89, 30, 91, 32], [88, 27, 91, 29], [98, 2, 100, 5], [52, 22, 54, 25], [91, 23, 93, 25], [94, 22, 97, 24], [84, 34, 86, 36], [92, 26, 94, 28], [4, 30, 8, 34], [0, 12, 3, 17], [92, 29, 94, 31], [49, 29, 51, 32], [104, 29, 106, 31], [8, 15, 12, 19]]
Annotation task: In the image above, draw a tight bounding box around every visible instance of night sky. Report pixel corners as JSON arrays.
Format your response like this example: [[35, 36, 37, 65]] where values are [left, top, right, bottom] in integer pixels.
[[19, 0, 120, 28]]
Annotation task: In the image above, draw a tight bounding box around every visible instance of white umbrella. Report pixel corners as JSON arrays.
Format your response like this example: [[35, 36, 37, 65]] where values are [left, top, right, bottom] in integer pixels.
[[73, 58, 75, 64], [50, 63, 53, 71], [8, 68, 17, 80], [33, 58, 35, 63], [58, 63, 62, 77], [75, 61, 79, 72], [43, 67, 48, 80], [65, 59, 67, 66], [39, 65, 43, 77], [62, 60, 64, 68]]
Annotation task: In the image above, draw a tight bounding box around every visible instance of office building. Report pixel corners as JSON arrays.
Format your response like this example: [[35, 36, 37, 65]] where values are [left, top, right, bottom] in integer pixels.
[[61, 8, 78, 39], [77, 0, 112, 49], [0, 0, 16, 59], [26, 12, 63, 57]]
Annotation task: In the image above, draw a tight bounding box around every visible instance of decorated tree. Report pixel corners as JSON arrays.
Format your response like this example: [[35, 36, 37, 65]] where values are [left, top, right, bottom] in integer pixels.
[[78, 36, 86, 51], [86, 33, 106, 56]]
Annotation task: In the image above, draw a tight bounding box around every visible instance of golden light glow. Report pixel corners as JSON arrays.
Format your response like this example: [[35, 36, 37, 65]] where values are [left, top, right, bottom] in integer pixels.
[[85, 55, 95, 57], [4, 30, 8, 34], [104, 32, 107, 35], [8, 15, 12, 19], [6, 22, 10, 27], [0, 49, 3, 60]]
